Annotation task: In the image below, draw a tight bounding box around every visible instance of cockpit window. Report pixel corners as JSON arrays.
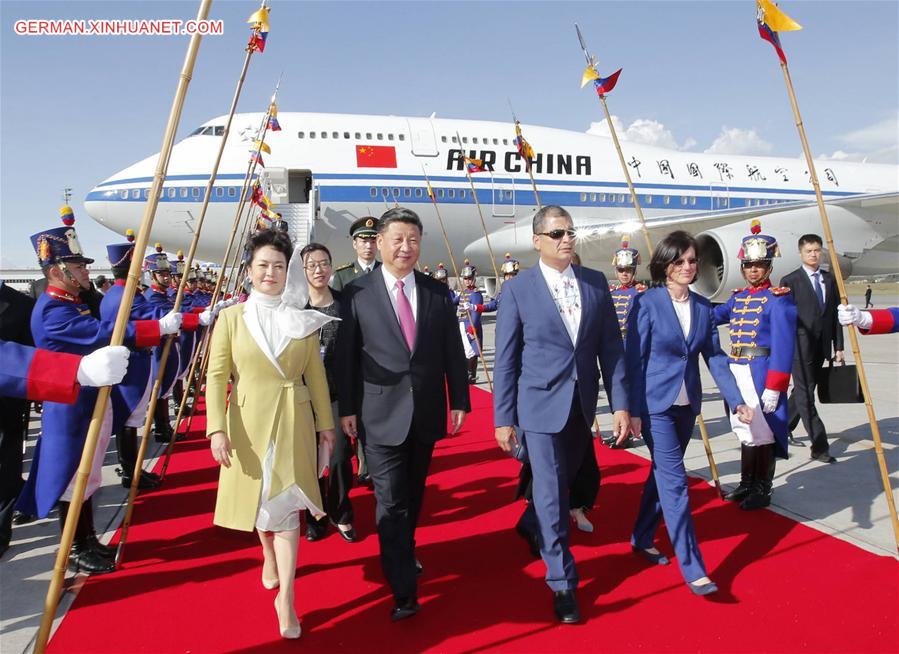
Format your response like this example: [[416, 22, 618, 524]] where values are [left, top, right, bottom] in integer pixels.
[[189, 125, 224, 136]]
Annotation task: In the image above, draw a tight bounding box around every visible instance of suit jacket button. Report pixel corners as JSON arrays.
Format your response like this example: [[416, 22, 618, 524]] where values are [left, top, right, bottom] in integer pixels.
[[681, 355, 687, 360]]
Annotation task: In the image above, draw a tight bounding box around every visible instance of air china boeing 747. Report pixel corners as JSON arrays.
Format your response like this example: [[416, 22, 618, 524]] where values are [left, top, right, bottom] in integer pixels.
[[85, 112, 898, 301]]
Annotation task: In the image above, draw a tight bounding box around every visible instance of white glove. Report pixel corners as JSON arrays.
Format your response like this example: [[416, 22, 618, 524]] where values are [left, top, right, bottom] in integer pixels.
[[857, 310, 873, 331], [77, 345, 129, 387], [760, 388, 780, 414], [158, 310, 183, 335], [211, 297, 237, 317], [459, 300, 471, 312], [837, 304, 860, 326], [199, 309, 212, 327]]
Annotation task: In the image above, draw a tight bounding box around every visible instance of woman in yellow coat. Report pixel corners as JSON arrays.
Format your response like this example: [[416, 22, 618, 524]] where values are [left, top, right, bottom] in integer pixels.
[[206, 229, 336, 640]]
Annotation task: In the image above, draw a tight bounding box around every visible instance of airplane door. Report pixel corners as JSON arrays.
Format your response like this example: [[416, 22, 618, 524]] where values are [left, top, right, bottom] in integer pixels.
[[405, 117, 439, 157], [491, 176, 515, 217], [709, 181, 729, 210]]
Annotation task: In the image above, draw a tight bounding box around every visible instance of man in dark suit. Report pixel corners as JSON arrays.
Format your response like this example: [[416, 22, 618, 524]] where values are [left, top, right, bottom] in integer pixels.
[[780, 234, 844, 463], [337, 208, 470, 621], [493, 206, 630, 624], [0, 282, 36, 556]]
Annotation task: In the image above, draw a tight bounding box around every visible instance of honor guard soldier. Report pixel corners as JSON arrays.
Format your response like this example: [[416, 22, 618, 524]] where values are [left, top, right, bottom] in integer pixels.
[[144, 245, 203, 442], [453, 259, 495, 384], [17, 209, 182, 574], [331, 216, 381, 291], [168, 250, 185, 300], [433, 263, 449, 285], [483, 253, 520, 313], [714, 220, 797, 510], [609, 238, 646, 338], [421, 265, 432, 277]]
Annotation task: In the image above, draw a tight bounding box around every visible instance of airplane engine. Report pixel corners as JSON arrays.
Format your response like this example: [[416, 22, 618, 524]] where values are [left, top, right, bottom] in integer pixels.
[[693, 217, 853, 303]]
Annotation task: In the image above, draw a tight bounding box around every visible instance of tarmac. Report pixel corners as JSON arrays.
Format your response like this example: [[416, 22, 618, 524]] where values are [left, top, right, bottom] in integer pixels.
[[1, 289, 897, 654]]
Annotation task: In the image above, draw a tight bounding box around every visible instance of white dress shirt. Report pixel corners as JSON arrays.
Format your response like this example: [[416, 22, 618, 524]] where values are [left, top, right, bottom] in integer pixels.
[[802, 264, 825, 303], [381, 265, 418, 323], [357, 258, 376, 274], [539, 260, 581, 346], [672, 297, 692, 406]]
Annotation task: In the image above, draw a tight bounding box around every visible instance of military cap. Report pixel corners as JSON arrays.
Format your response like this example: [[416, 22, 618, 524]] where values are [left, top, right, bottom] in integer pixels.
[[30, 205, 95, 267], [143, 244, 171, 272], [433, 263, 448, 281], [350, 216, 379, 238], [738, 219, 780, 262], [500, 253, 520, 276], [613, 236, 641, 269], [461, 258, 477, 278]]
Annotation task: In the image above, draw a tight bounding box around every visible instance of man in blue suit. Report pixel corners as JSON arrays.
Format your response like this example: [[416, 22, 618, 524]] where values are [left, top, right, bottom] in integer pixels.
[[493, 205, 630, 624]]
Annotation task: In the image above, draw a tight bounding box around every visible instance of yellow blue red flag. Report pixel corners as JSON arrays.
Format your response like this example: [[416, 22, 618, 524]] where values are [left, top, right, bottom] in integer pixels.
[[757, 0, 802, 65]]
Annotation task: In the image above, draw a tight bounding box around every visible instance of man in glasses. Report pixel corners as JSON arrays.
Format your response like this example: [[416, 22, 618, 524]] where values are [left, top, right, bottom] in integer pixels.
[[331, 216, 381, 484], [493, 205, 630, 624]]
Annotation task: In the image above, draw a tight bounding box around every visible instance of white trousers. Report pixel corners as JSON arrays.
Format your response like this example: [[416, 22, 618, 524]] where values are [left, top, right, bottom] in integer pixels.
[[728, 363, 775, 447], [61, 401, 114, 502]]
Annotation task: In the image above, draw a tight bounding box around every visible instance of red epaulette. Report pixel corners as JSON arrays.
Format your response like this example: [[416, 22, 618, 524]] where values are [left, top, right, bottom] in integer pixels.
[[636, 283, 647, 292], [731, 287, 746, 295], [770, 286, 791, 296]]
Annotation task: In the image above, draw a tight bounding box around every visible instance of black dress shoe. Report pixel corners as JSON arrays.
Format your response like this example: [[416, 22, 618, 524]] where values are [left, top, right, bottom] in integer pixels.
[[788, 436, 806, 447], [69, 542, 115, 575], [553, 590, 580, 624], [390, 597, 420, 621], [121, 474, 160, 490], [811, 451, 837, 464], [515, 524, 541, 559], [414, 558, 423, 575], [335, 524, 356, 543], [12, 511, 35, 525], [356, 473, 372, 486], [305, 521, 327, 542]]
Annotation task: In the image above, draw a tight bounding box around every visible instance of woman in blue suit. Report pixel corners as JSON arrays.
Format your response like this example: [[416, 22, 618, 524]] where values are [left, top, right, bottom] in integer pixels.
[[625, 231, 752, 595]]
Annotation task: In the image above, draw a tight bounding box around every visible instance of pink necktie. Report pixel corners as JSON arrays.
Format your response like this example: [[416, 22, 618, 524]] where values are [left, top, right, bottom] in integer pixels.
[[395, 280, 416, 350]]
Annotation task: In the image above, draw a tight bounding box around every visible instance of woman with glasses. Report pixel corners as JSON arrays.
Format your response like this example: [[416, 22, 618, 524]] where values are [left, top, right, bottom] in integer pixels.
[[299, 242, 357, 544], [624, 230, 751, 596], [206, 230, 336, 639]]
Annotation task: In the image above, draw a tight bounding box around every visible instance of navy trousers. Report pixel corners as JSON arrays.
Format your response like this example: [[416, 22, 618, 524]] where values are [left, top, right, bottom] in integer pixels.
[[631, 405, 708, 583], [517, 393, 591, 592]]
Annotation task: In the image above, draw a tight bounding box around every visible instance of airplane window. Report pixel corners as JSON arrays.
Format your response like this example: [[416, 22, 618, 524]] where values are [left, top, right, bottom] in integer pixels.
[[451, 136, 458, 144], [189, 127, 204, 136], [690, 197, 697, 206], [502, 139, 508, 145], [600, 193, 606, 202], [460, 189, 466, 198], [448, 189, 455, 199], [298, 132, 305, 138], [344, 132, 350, 139], [332, 131, 339, 139], [215, 126, 225, 136], [355, 132, 361, 139], [404, 188, 411, 197], [215, 187, 223, 197], [590, 193, 597, 203], [143, 189, 150, 199], [505, 190, 512, 199], [192, 187, 200, 198], [321, 132, 327, 138], [381, 188, 389, 197], [473, 138, 478, 144], [366, 133, 372, 139], [415, 188, 423, 198], [681, 196, 687, 205], [180, 188, 188, 198], [493, 138, 498, 145], [228, 187, 237, 197], [398, 134, 405, 141], [377, 133, 383, 140], [130, 189, 139, 199], [663, 195, 670, 205], [441, 136, 447, 143], [462, 137, 468, 144], [437, 189, 444, 198], [370, 187, 377, 197], [580, 193, 587, 202], [120, 190, 128, 199], [310, 132, 316, 139], [388, 134, 395, 141], [392, 188, 399, 196], [645, 195, 652, 204]]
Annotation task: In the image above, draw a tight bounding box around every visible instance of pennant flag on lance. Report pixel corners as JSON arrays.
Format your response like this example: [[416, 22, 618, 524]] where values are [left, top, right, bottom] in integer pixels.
[[513, 120, 535, 160], [464, 156, 488, 174], [593, 68, 622, 97], [268, 102, 281, 131], [757, 0, 802, 64], [253, 140, 271, 154]]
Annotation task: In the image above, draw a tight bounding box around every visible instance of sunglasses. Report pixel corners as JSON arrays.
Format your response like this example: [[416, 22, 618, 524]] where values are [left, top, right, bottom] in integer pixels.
[[535, 228, 577, 240], [672, 257, 698, 268]]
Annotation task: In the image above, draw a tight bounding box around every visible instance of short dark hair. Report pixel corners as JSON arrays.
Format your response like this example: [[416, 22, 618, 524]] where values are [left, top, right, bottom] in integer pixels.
[[246, 229, 293, 265], [111, 266, 129, 280], [798, 233, 822, 249], [649, 230, 698, 285], [532, 205, 572, 234], [300, 242, 331, 262], [378, 207, 423, 234]]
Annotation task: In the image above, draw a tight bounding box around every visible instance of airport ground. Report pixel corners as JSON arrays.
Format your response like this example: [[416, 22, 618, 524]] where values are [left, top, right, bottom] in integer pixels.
[[1, 289, 897, 653]]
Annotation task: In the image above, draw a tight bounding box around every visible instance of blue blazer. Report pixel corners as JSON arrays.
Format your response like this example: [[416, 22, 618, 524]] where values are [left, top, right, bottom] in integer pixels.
[[625, 286, 742, 417], [493, 264, 628, 434]]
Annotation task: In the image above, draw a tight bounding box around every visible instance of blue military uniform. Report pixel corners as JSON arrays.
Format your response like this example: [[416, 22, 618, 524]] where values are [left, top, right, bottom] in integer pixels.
[[0, 341, 82, 403], [609, 238, 646, 339], [453, 260, 495, 383], [713, 219, 797, 510]]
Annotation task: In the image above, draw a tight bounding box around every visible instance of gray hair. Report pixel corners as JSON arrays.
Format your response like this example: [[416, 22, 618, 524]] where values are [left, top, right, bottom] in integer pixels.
[[532, 205, 572, 234]]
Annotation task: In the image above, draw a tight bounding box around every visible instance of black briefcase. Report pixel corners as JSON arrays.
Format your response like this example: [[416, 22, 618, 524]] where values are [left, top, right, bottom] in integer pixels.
[[817, 360, 864, 404]]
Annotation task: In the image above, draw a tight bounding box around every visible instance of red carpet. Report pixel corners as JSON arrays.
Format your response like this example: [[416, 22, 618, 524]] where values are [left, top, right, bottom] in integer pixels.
[[48, 388, 898, 653]]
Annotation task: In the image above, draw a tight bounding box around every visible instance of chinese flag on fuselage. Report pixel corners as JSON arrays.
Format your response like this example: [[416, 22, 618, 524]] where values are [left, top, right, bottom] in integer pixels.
[[356, 145, 397, 168]]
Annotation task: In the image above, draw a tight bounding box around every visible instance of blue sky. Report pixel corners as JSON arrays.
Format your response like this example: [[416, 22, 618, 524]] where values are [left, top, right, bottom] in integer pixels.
[[2, 0, 897, 267]]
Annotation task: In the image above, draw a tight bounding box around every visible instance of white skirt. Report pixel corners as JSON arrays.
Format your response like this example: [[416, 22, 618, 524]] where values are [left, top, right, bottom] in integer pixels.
[[729, 363, 775, 447], [61, 401, 113, 502], [254, 440, 324, 533], [458, 321, 475, 359], [125, 372, 154, 428]]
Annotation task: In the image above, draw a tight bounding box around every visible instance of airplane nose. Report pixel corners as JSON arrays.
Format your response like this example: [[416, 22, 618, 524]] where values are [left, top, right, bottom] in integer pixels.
[[464, 224, 532, 271], [84, 184, 114, 229]]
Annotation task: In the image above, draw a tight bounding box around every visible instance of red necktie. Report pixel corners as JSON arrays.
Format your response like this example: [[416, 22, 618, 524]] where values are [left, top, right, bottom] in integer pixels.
[[396, 280, 416, 350]]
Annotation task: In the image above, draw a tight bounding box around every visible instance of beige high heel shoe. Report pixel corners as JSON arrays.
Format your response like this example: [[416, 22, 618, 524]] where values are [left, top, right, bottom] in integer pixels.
[[570, 507, 594, 533], [274, 594, 301, 639], [261, 559, 279, 589]]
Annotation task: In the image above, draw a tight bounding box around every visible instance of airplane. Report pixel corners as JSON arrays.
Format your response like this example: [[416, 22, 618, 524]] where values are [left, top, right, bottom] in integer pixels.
[[85, 111, 899, 301]]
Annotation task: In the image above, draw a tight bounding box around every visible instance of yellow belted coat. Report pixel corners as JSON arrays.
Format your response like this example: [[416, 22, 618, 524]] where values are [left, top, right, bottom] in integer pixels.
[[205, 304, 334, 532]]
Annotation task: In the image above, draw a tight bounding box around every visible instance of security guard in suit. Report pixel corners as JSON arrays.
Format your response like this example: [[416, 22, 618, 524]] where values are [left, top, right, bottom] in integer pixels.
[[714, 220, 797, 510], [330, 216, 382, 291], [604, 239, 645, 449]]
